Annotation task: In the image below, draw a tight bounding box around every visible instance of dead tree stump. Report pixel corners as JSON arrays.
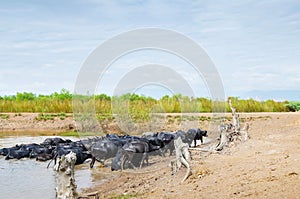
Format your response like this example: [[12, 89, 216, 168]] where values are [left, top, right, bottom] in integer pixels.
[[215, 97, 249, 151], [54, 152, 78, 199], [171, 137, 191, 182]]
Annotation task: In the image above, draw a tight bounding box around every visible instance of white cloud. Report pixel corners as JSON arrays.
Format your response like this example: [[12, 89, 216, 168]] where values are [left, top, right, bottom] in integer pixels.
[[0, 1, 299, 100]]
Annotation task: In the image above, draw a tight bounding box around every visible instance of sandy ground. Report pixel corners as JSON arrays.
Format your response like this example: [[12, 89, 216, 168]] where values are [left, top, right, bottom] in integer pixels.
[[81, 112, 300, 199], [1, 112, 299, 198]]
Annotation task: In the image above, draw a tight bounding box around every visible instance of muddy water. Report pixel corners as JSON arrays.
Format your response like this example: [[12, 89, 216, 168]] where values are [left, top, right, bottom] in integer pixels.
[[0, 134, 95, 199]]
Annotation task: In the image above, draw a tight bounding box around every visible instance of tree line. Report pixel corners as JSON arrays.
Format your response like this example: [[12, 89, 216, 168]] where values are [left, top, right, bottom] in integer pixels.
[[0, 89, 292, 114]]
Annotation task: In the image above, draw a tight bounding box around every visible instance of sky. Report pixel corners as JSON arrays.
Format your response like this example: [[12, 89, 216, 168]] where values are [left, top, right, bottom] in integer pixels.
[[1, 0, 300, 100]]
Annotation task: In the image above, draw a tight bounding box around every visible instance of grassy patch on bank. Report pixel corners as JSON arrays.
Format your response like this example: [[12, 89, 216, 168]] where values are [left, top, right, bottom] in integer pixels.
[[0, 113, 9, 119], [36, 112, 68, 121], [109, 193, 140, 199]]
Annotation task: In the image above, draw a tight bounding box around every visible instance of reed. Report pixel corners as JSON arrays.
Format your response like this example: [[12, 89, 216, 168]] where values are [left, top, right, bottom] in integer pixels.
[[0, 90, 291, 121]]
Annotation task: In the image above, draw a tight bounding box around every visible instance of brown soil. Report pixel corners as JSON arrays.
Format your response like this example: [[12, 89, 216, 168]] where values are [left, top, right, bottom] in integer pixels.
[[0, 113, 76, 133], [81, 112, 300, 199]]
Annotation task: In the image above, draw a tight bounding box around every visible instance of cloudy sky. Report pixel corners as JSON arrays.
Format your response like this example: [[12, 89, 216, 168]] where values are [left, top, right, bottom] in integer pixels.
[[1, 0, 300, 100]]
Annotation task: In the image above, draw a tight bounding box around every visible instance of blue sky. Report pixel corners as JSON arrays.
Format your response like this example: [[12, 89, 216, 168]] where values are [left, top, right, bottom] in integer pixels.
[[0, 0, 300, 100]]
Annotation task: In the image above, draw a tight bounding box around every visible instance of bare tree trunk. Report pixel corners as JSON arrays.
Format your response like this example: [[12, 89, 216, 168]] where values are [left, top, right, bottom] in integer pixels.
[[228, 97, 240, 132], [215, 97, 249, 151], [240, 122, 250, 141], [171, 137, 191, 182], [54, 152, 78, 199], [215, 129, 229, 151]]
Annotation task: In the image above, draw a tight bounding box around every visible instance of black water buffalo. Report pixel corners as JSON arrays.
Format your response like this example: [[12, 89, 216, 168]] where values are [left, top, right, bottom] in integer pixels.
[[111, 141, 148, 171], [0, 147, 12, 156], [159, 130, 192, 155], [89, 139, 119, 168], [105, 135, 127, 148], [36, 153, 53, 161], [1, 129, 208, 170], [111, 139, 161, 171], [1, 137, 92, 167], [186, 128, 208, 147], [81, 137, 100, 151], [4, 143, 42, 160], [90, 133, 162, 168], [111, 148, 128, 171], [73, 149, 92, 165], [5, 148, 30, 160], [29, 146, 52, 159], [81, 136, 127, 168], [176, 129, 195, 146], [41, 137, 69, 147], [122, 140, 150, 169], [156, 132, 176, 156], [142, 132, 164, 156], [48, 145, 91, 167]]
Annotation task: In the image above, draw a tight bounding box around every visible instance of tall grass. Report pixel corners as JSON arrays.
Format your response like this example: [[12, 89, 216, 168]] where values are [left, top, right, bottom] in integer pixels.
[[0, 89, 291, 115]]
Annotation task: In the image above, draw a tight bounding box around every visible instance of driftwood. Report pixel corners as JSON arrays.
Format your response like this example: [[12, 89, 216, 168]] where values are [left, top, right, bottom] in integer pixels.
[[215, 97, 249, 151], [54, 152, 78, 199], [170, 137, 192, 182]]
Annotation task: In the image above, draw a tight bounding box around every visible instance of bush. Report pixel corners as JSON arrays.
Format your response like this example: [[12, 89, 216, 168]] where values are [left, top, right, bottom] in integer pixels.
[[285, 102, 300, 112]]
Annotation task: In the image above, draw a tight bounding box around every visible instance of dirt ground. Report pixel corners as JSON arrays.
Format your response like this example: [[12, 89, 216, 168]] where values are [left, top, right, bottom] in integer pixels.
[[81, 112, 300, 199], [0, 113, 76, 132]]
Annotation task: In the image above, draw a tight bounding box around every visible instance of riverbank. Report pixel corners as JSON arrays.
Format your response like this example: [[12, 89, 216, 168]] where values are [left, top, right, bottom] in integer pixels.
[[81, 112, 300, 198], [0, 113, 76, 133], [0, 112, 297, 133]]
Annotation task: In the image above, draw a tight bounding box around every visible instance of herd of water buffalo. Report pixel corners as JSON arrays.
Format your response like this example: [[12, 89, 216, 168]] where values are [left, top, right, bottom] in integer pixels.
[[0, 128, 207, 171]]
